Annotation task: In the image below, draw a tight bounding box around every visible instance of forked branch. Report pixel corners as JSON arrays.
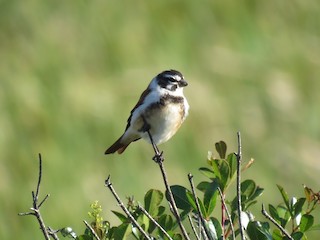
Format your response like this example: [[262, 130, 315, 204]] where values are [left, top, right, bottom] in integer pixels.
[[105, 176, 151, 240], [18, 154, 52, 240]]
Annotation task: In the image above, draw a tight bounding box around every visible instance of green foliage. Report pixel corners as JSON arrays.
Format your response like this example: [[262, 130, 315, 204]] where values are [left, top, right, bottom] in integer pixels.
[[27, 141, 320, 240], [265, 185, 320, 239], [246, 221, 272, 240]]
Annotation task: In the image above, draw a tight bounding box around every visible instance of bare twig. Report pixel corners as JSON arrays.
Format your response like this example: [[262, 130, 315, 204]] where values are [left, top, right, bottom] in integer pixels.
[[218, 187, 235, 240], [138, 203, 173, 240], [188, 173, 210, 240], [261, 204, 293, 240], [157, 159, 190, 240], [144, 127, 190, 240], [38, 194, 50, 208], [105, 175, 152, 240], [18, 154, 51, 240], [47, 227, 60, 240], [83, 220, 101, 240], [236, 132, 245, 240], [187, 214, 201, 240]]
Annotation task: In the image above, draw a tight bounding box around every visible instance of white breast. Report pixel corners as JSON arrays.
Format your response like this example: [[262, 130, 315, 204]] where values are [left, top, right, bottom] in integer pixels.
[[142, 96, 188, 145], [124, 82, 189, 145]]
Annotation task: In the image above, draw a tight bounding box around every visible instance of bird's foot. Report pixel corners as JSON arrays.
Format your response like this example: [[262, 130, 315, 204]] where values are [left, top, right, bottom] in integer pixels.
[[152, 151, 164, 163]]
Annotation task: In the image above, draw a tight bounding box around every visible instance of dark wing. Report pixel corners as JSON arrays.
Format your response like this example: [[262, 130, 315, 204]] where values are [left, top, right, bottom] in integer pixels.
[[105, 87, 150, 155], [125, 87, 151, 130]]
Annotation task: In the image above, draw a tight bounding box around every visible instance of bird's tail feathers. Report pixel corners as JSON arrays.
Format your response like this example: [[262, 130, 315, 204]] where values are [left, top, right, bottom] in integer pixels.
[[105, 136, 129, 155]]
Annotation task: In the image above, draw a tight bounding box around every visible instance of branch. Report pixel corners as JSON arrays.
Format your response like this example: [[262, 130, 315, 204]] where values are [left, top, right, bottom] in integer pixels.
[[188, 173, 210, 240], [143, 120, 189, 239], [236, 132, 245, 240], [157, 159, 190, 240], [137, 203, 173, 240], [261, 204, 293, 240], [105, 175, 152, 240], [47, 227, 60, 240], [187, 214, 201, 240], [218, 187, 235, 240], [18, 154, 52, 240], [83, 220, 101, 240]]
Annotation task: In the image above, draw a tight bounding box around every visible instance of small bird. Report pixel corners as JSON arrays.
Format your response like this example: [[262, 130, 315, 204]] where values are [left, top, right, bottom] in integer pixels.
[[105, 69, 189, 155]]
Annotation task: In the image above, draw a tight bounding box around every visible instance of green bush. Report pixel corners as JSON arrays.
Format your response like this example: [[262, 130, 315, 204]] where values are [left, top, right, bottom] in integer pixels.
[[21, 140, 319, 240]]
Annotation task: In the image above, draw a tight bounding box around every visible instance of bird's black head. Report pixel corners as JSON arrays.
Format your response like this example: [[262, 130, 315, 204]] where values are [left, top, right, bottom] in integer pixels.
[[156, 70, 188, 91]]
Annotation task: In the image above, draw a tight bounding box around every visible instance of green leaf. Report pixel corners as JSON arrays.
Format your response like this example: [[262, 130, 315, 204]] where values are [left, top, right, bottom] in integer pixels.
[[113, 223, 131, 240], [277, 185, 291, 214], [210, 217, 222, 238], [210, 160, 221, 181], [186, 191, 197, 211], [144, 189, 163, 217], [158, 214, 174, 232], [250, 186, 264, 201], [76, 235, 92, 240], [227, 153, 237, 179], [245, 200, 258, 210], [111, 211, 127, 223], [276, 205, 291, 227], [219, 160, 230, 190], [197, 181, 210, 192], [299, 214, 314, 232], [198, 198, 207, 217], [203, 181, 219, 217], [136, 212, 149, 232], [166, 185, 192, 211], [158, 206, 166, 216], [246, 221, 272, 240], [204, 218, 218, 240], [61, 227, 77, 238], [291, 231, 304, 240], [241, 179, 256, 201], [199, 167, 216, 179], [269, 204, 280, 224], [293, 198, 306, 218], [271, 229, 283, 240], [215, 141, 227, 159]]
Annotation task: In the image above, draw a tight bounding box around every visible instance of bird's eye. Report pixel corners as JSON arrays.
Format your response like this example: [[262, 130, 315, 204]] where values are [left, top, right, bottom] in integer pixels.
[[168, 77, 177, 83]]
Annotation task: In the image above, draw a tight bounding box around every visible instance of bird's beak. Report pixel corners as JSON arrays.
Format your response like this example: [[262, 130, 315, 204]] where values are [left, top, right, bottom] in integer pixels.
[[179, 79, 188, 87]]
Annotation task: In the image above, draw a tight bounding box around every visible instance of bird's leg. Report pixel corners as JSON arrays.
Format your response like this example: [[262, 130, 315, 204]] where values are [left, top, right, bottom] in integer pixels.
[[146, 130, 164, 162], [141, 116, 164, 162]]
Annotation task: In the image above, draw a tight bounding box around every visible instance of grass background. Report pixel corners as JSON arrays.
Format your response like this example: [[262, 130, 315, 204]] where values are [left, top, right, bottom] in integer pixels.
[[1, 0, 320, 239]]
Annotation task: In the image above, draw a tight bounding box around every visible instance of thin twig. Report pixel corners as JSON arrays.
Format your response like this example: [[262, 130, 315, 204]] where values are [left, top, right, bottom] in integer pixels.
[[157, 160, 190, 240], [188, 173, 210, 240], [261, 204, 293, 240], [236, 132, 245, 240], [187, 214, 201, 240], [84, 220, 101, 240], [105, 175, 152, 240], [47, 227, 60, 240], [218, 187, 235, 240], [18, 154, 51, 240], [38, 194, 50, 208], [35, 154, 43, 202], [138, 203, 173, 240], [144, 127, 190, 240]]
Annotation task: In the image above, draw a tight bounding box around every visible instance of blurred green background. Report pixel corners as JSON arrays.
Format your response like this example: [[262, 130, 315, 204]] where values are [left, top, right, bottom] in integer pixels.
[[1, 0, 320, 239]]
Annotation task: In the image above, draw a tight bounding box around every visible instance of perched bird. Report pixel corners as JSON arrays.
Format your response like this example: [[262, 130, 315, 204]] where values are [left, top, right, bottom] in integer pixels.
[[105, 69, 189, 155]]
